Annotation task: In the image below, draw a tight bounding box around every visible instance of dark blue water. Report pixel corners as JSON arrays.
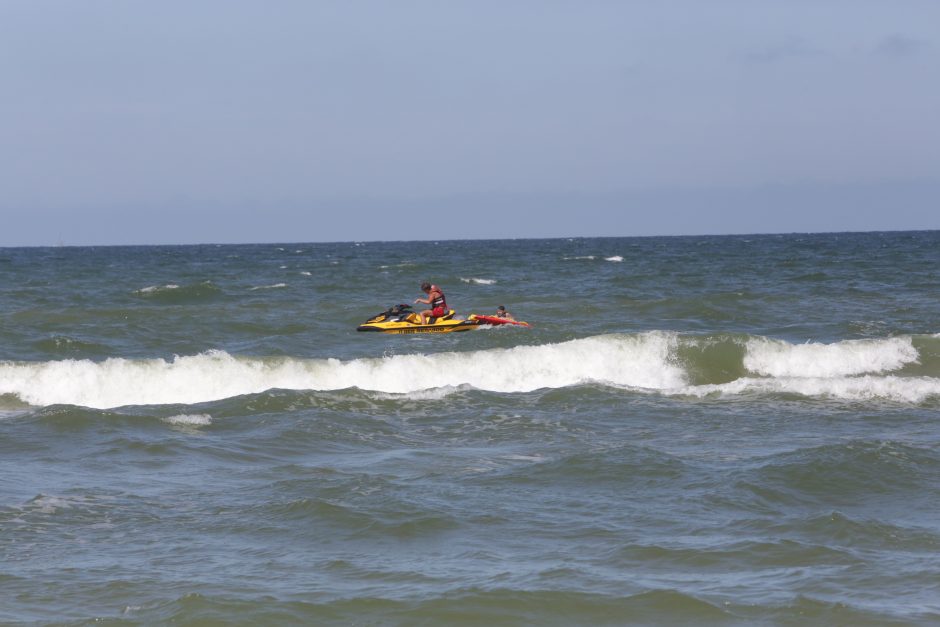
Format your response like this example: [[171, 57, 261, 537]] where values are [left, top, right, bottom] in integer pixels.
[[2, 232, 939, 624]]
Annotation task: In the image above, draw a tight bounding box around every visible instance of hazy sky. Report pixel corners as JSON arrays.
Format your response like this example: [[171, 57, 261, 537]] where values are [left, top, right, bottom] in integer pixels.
[[2, 1, 938, 245]]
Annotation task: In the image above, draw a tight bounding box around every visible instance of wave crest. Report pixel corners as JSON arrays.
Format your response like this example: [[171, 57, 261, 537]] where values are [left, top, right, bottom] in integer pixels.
[[1, 333, 938, 408], [744, 336, 919, 377], [0, 334, 684, 408]]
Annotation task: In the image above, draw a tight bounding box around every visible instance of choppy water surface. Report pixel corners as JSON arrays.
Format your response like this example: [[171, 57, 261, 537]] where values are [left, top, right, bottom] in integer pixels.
[[1, 232, 939, 624]]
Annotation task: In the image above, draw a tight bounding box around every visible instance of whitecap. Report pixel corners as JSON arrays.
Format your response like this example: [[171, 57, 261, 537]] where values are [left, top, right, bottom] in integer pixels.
[[744, 336, 918, 378], [460, 277, 497, 285], [164, 413, 212, 427], [135, 284, 179, 294]]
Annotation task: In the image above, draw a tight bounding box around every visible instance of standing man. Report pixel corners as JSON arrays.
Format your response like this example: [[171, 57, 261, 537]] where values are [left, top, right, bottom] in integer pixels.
[[415, 281, 447, 324]]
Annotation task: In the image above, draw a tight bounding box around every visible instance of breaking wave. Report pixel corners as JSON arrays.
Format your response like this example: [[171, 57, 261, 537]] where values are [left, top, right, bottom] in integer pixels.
[[1, 333, 938, 408], [743, 336, 918, 377]]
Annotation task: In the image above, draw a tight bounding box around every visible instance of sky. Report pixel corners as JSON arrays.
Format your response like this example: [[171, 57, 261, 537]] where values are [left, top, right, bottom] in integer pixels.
[[1, 1, 938, 246]]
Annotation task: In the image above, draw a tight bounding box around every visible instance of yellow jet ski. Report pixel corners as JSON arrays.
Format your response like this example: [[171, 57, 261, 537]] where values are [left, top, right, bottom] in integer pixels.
[[357, 304, 480, 334]]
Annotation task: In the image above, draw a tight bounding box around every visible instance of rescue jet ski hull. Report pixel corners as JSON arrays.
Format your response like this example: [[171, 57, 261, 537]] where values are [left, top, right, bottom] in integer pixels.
[[357, 304, 479, 334]]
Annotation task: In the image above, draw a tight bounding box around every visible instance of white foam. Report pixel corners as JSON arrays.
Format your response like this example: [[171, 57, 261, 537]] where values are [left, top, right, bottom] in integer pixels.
[[164, 413, 212, 427], [678, 336, 935, 402], [563, 255, 595, 260], [605, 256, 624, 262], [0, 334, 686, 408], [135, 284, 179, 294], [32, 495, 72, 514], [300, 271, 312, 276], [744, 336, 918, 377], [460, 277, 497, 285], [22, 494, 95, 514], [371, 386, 466, 401], [679, 375, 940, 404], [2, 334, 936, 408], [249, 283, 288, 291]]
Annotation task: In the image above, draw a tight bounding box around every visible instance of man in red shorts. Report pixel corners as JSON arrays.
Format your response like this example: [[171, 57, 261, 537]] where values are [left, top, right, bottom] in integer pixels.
[[414, 281, 447, 324]]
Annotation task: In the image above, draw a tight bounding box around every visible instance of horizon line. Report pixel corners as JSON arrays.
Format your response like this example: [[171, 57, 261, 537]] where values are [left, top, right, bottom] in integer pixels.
[[3, 227, 937, 250]]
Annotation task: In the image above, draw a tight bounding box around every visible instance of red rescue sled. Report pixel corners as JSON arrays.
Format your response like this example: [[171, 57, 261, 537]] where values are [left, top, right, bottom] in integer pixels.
[[468, 314, 531, 328]]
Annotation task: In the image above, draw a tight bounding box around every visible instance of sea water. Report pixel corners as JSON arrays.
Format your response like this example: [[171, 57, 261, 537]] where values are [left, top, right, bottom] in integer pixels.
[[1, 232, 939, 624]]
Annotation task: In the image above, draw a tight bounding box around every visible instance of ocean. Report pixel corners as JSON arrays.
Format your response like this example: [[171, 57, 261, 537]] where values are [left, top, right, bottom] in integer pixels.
[[1, 231, 939, 625]]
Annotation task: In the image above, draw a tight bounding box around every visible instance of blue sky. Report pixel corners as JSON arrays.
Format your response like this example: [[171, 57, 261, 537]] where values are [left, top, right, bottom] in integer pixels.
[[2, 1, 938, 245]]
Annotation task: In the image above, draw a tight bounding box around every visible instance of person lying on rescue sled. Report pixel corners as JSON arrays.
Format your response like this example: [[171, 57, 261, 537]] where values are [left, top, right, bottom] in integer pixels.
[[494, 305, 514, 321]]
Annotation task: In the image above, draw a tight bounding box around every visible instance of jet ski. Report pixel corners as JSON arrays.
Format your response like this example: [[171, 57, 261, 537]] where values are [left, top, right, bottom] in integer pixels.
[[357, 304, 479, 334], [468, 314, 531, 328]]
